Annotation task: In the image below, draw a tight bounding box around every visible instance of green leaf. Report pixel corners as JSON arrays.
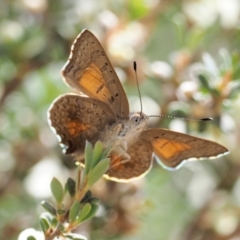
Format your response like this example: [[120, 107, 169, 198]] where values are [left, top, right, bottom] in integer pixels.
[[40, 216, 50, 233], [87, 158, 110, 187], [77, 203, 91, 223], [27, 237, 37, 240], [80, 190, 92, 204], [198, 73, 220, 96], [89, 197, 100, 204], [41, 201, 56, 215], [59, 223, 65, 232], [91, 141, 103, 168], [50, 177, 64, 204], [80, 204, 98, 223], [66, 178, 76, 197], [102, 145, 112, 158], [51, 217, 58, 227], [57, 209, 66, 215], [128, 0, 149, 19], [84, 141, 93, 175], [198, 73, 212, 91], [69, 201, 80, 223]]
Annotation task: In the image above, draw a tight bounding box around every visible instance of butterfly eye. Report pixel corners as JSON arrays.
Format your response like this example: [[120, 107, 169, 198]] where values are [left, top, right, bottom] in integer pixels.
[[130, 114, 141, 125]]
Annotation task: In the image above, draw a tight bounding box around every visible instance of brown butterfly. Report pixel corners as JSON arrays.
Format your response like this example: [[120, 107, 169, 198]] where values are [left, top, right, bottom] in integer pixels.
[[48, 29, 229, 182]]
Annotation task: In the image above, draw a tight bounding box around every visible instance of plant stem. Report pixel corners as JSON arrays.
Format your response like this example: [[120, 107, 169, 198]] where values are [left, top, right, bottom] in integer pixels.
[[75, 184, 88, 202]]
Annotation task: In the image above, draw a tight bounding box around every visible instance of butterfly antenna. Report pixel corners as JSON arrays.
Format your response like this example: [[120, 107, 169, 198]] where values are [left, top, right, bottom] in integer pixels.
[[148, 115, 213, 122], [133, 61, 143, 114], [133, 62, 211, 122]]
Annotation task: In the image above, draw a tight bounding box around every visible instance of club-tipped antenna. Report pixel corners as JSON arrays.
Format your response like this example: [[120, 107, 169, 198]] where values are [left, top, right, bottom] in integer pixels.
[[133, 62, 212, 122], [149, 115, 213, 121], [133, 61, 143, 114]]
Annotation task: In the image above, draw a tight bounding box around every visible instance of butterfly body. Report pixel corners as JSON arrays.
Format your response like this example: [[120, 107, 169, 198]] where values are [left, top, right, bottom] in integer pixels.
[[98, 112, 149, 162], [48, 29, 229, 182]]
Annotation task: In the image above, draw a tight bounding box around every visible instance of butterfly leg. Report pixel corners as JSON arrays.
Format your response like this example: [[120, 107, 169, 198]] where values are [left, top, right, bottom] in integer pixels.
[[109, 140, 131, 169], [100, 124, 122, 147], [110, 156, 130, 169], [116, 141, 131, 160], [100, 124, 132, 167]]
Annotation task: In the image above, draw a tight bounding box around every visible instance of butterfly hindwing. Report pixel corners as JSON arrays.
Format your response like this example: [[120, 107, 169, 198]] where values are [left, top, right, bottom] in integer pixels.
[[106, 139, 153, 181], [48, 94, 116, 155]]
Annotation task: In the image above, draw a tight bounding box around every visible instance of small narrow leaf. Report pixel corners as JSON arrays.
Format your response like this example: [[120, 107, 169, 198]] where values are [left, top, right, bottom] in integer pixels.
[[84, 141, 93, 175], [102, 145, 112, 158], [57, 209, 66, 215], [87, 158, 110, 187], [89, 197, 100, 204], [51, 217, 58, 227], [69, 201, 80, 223], [40, 217, 50, 233], [80, 204, 98, 223], [91, 141, 103, 168], [77, 203, 91, 223], [80, 190, 92, 203], [198, 73, 220, 96], [41, 201, 57, 215], [198, 73, 212, 91], [27, 237, 37, 240], [66, 178, 76, 197], [50, 177, 64, 204], [59, 224, 65, 232]]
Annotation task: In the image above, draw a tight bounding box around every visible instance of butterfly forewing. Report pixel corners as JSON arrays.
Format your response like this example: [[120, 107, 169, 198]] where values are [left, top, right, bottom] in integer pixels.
[[48, 94, 116, 155], [61, 29, 129, 119], [140, 128, 229, 168]]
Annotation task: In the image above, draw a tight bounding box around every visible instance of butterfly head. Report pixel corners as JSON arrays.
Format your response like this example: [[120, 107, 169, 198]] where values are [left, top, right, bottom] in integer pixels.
[[130, 112, 148, 128]]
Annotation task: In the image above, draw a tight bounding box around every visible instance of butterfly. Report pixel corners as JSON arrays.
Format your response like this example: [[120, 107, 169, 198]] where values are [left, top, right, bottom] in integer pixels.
[[48, 29, 229, 182]]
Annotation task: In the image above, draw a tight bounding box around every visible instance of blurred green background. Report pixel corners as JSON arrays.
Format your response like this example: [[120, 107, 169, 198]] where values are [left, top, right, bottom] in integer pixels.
[[1, 0, 240, 239]]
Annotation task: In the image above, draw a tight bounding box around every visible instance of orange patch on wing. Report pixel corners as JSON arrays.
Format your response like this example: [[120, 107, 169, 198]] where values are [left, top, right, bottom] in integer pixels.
[[65, 121, 90, 136], [79, 63, 103, 90], [153, 139, 191, 159], [79, 63, 113, 99], [110, 154, 124, 170]]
